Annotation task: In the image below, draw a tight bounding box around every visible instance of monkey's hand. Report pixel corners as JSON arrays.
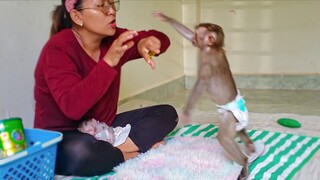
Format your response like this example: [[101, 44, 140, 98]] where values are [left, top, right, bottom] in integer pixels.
[[152, 11, 171, 22]]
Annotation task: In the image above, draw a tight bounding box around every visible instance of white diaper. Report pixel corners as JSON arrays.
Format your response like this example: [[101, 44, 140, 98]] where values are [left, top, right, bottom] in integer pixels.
[[113, 124, 131, 147], [95, 123, 131, 147], [217, 91, 248, 131]]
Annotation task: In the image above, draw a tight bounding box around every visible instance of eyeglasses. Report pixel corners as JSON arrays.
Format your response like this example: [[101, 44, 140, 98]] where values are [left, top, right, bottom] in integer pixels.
[[76, 0, 120, 14]]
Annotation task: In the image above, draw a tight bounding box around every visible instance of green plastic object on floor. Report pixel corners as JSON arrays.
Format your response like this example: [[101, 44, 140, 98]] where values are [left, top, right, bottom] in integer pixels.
[[277, 118, 301, 128]]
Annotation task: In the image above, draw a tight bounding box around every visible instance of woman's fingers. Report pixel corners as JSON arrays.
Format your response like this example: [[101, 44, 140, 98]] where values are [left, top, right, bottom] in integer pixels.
[[138, 36, 161, 69], [103, 30, 138, 67], [117, 30, 138, 51]]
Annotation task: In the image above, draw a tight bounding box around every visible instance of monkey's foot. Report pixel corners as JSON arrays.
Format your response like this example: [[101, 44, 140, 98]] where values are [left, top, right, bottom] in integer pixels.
[[237, 165, 248, 180], [247, 141, 265, 164]]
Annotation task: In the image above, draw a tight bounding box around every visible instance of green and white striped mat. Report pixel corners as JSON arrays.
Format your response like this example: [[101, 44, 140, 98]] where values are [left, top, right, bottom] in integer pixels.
[[167, 124, 320, 180], [69, 123, 320, 180]]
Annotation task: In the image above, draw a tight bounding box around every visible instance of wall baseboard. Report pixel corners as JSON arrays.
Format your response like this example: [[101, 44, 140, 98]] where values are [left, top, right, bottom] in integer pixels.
[[119, 76, 185, 105], [186, 75, 320, 90]]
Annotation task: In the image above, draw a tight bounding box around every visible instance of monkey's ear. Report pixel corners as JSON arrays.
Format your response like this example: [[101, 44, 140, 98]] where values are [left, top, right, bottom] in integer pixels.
[[207, 32, 216, 46]]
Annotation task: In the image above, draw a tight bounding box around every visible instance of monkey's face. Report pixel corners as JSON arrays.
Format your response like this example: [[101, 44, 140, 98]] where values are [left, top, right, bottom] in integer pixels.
[[195, 27, 212, 49], [79, 119, 97, 136]]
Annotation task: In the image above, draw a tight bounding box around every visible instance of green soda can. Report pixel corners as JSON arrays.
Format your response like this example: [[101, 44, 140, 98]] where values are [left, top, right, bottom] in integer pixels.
[[0, 117, 27, 158]]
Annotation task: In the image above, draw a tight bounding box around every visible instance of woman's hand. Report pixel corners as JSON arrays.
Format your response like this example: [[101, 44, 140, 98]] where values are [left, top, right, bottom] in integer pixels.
[[103, 30, 138, 67], [137, 36, 161, 69]]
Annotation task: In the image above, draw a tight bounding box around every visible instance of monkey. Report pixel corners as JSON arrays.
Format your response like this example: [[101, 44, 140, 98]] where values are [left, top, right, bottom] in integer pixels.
[[78, 118, 131, 147], [153, 11, 265, 179]]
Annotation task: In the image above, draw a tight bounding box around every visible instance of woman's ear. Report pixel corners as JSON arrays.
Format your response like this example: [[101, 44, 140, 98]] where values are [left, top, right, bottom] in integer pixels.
[[69, 10, 84, 27]]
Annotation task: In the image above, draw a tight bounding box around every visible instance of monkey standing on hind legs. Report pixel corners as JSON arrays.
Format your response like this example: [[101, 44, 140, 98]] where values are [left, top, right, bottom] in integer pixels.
[[153, 11, 265, 179]]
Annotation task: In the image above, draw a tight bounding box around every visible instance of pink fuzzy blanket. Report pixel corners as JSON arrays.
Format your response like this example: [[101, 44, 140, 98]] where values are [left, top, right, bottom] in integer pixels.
[[108, 136, 242, 179]]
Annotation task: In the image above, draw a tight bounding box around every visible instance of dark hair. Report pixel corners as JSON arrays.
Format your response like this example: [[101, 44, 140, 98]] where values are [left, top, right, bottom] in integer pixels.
[[195, 23, 225, 48], [50, 0, 83, 37]]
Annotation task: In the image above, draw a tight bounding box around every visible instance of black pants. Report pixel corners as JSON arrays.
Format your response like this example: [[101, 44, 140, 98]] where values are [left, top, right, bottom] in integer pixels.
[[55, 104, 178, 176]]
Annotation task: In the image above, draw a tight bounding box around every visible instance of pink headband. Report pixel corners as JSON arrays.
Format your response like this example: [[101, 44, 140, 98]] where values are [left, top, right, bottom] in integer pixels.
[[65, 0, 77, 13]]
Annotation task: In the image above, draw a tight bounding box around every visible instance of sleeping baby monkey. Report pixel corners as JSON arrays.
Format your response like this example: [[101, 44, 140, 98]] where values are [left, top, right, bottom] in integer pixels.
[[153, 12, 265, 179]]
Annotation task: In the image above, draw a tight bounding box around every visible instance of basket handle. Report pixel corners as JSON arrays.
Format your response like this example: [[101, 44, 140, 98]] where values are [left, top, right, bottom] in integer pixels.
[[26, 141, 43, 154], [26, 132, 63, 153], [0, 142, 42, 164], [42, 133, 63, 148], [0, 151, 27, 164]]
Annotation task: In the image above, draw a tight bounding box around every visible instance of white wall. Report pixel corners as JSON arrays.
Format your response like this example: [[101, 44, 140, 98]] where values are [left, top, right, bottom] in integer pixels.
[[118, 0, 184, 100], [0, 1, 59, 127], [183, 0, 320, 76], [0, 0, 184, 128]]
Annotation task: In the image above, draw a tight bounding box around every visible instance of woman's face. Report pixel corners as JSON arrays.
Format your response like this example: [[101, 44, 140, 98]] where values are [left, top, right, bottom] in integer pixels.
[[78, 0, 119, 36]]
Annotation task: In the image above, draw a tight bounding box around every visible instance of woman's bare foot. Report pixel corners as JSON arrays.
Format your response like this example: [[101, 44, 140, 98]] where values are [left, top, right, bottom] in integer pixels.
[[122, 151, 139, 160], [122, 141, 164, 160], [151, 141, 165, 149], [117, 137, 139, 153]]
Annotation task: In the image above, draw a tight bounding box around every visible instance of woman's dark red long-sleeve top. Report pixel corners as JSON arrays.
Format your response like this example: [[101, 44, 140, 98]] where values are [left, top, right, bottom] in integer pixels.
[[34, 28, 170, 131]]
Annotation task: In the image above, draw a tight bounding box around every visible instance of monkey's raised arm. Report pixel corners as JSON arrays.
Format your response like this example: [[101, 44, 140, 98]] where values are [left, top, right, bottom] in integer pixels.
[[153, 11, 195, 42]]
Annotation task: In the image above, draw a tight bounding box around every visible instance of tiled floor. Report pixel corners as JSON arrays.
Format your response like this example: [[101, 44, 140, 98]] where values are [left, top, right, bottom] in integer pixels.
[[119, 89, 320, 180], [155, 89, 320, 116], [119, 89, 320, 136]]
